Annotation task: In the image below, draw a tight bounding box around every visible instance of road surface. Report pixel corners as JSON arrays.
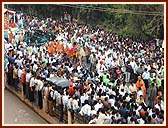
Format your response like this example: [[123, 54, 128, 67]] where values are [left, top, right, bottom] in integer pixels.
[[4, 89, 48, 124]]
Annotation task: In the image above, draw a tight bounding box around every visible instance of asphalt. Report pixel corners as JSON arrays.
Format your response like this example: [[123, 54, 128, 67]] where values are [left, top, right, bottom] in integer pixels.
[[4, 89, 48, 124], [4, 84, 59, 124]]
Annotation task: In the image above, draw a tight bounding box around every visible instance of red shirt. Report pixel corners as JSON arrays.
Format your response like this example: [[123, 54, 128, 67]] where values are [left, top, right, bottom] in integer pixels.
[[69, 85, 75, 95], [21, 71, 27, 84]]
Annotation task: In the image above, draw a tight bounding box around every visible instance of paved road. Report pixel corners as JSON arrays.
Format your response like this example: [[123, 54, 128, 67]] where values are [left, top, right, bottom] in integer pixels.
[[4, 89, 48, 124]]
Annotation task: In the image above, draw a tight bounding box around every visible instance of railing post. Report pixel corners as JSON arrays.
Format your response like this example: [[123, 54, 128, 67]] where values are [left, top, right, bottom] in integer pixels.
[[68, 110, 72, 124]]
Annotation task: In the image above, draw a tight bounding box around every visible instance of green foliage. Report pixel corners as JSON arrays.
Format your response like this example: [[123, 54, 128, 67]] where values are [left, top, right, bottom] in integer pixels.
[[6, 4, 164, 40]]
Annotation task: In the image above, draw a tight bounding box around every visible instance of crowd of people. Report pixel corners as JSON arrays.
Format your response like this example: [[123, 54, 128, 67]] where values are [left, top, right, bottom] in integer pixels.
[[4, 10, 165, 124]]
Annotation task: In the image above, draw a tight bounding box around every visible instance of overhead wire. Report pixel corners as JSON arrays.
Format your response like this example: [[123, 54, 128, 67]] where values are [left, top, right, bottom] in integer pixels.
[[58, 4, 164, 16], [80, 4, 163, 14]]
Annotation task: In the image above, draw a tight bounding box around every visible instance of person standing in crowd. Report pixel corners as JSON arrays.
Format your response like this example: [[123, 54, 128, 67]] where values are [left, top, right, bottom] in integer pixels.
[[155, 90, 162, 106], [136, 64, 144, 76], [148, 83, 157, 108], [103, 97, 111, 111], [67, 95, 73, 121], [42, 83, 49, 113], [142, 68, 150, 91], [148, 73, 155, 88], [62, 91, 69, 111], [13, 64, 19, 91], [89, 114, 97, 124], [125, 61, 134, 83], [4, 55, 9, 85], [94, 99, 103, 112], [151, 114, 157, 124], [156, 73, 162, 91], [8, 61, 14, 86], [130, 58, 137, 82], [97, 108, 110, 124], [4, 11, 164, 124], [58, 91, 64, 123], [33, 61, 38, 72], [29, 73, 36, 102], [25, 69, 31, 99], [136, 75, 146, 101], [68, 84, 75, 96], [18, 66, 23, 82], [128, 82, 137, 94], [36, 77, 44, 109], [48, 87, 55, 116], [136, 95, 145, 105], [79, 44, 86, 66], [20, 33, 24, 45], [15, 32, 20, 45], [89, 53, 97, 72], [8, 31, 14, 43], [72, 95, 80, 113], [34, 77, 39, 106], [21, 68, 27, 97], [79, 100, 91, 120]]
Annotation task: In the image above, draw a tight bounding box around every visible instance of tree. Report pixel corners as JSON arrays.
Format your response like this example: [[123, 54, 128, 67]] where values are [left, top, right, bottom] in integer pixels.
[[5, 4, 164, 41]]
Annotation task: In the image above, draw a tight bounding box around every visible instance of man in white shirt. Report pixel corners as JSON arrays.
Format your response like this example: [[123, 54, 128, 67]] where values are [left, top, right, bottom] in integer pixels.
[[17, 47, 23, 57], [130, 58, 137, 72], [42, 84, 49, 113], [72, 96, 80, 112], [15, 32, 20, 45], [137, 87, 143, 99], [89, 114, 97, 124], [80, 93, 87, 106], [18, 66, 23, 80], [114, 110, 121, 122], [137, 118, 145, 124], [36, 78, 44, 109], [104, 54, 112, 69], [79, 100, 91, 117], [67, 64, 74, 74], [97, 109, 110, 124], [29, 75, 36, 102], [32, 61, 38, 72], [109, 95, 116, 108], [15, 57, 23, 68], [94, 99, 103, 112], [62, 92, 69, 110], [96, 60, 107, 77], [142, 68, 150, 90], [5, 41, 13, 54], [89, 53, 97, 72], [128, 82, 137, 94], [31, 54, 36, 64], [25, 70, 31, 99]]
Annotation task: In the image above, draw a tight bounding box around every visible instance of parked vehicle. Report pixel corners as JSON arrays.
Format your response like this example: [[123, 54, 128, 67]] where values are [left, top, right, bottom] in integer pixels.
[[46, 77, 70, 92], [26, 30, 55, 46]]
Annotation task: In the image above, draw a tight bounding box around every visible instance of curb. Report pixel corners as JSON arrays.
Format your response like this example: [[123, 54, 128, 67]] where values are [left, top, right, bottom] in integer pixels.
[[5, 85, 59, 124]]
